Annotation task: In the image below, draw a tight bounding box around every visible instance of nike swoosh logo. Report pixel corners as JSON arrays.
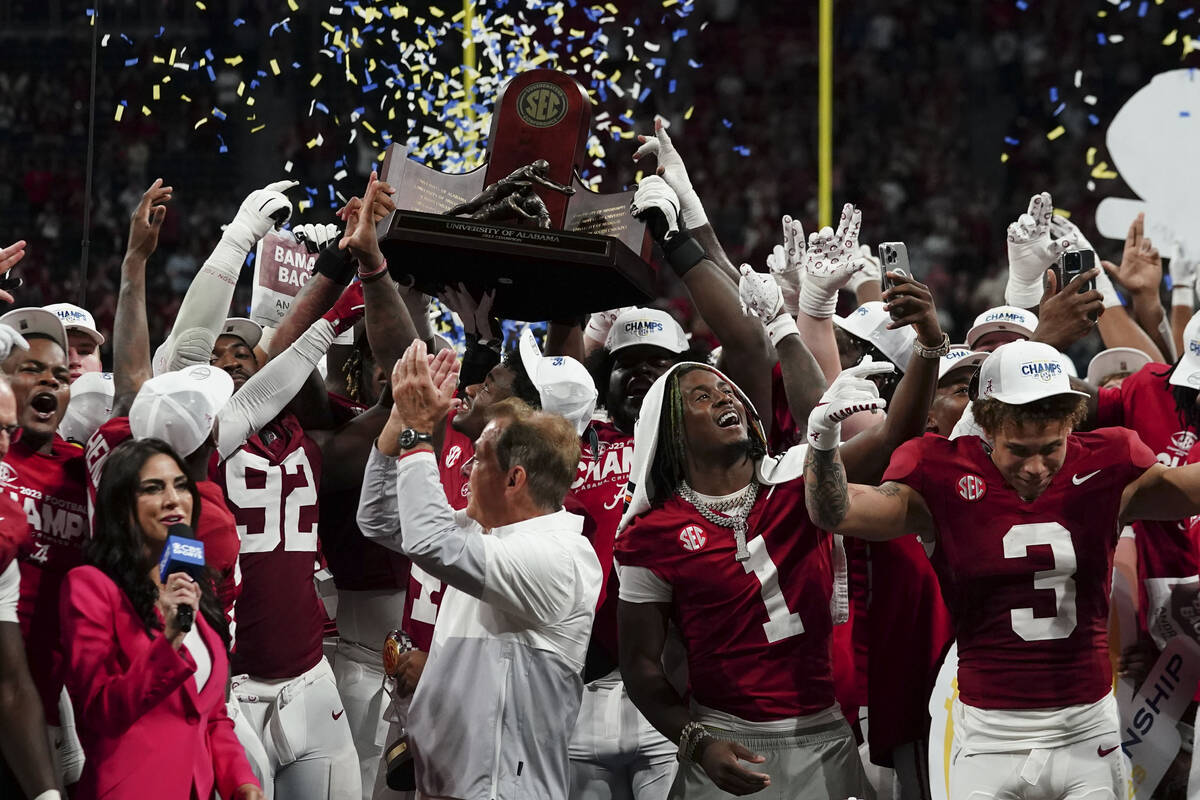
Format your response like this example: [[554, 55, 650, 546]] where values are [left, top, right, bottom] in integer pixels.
[[1097, 744, 1118, 757], [1073, 470, 1101, 485], [332, 709, 345, 720]]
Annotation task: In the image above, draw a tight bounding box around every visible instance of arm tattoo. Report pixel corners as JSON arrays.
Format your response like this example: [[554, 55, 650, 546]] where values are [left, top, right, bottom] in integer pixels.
[[804, 446, 850, 530], [873, 482, 902, 497]]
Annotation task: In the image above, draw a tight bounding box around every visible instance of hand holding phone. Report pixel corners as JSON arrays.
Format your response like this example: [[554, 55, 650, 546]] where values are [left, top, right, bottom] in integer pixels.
[[878, 242, 910, 291]]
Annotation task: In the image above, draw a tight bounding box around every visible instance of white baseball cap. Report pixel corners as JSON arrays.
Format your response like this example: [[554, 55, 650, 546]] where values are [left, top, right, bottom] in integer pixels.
[[1171, 311, 1200, 388], [1087, 347, 1151, 387], [43, 303, 105, 346], [833, 302, 916, 372], [129, 365, 235, 457], [518, 327, 597, 436], [0, 308, 68, 355], [977, 341, 1088, 405], [937, 347, 987, 382], [605, 308, 689, 355], [965, 306, 1038, 350], [57, 371, 114, 444], [220, 317, 263, 351]]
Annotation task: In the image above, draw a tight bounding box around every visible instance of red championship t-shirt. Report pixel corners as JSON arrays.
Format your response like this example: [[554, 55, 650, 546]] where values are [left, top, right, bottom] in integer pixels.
[[7, 436, 89, 721], [214, 413, 325, 679], [616, 478, 837, 721], [883, 428, 1156, 709]]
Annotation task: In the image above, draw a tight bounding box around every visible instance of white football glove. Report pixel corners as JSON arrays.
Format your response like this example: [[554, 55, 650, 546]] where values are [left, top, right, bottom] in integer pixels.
[[1170, 238, 1198, 308], [1005, 191, 1074, 307], [846, 244, 883, 293], [765, 215, 805, 318], [632, 116, 708, 229], [739, 264, 798, 346], [0, 323, 29, 363], [1049, 214, 1118, 307], [629, 175, 682, 240], [294, 222, 340, 253], [222, 180, 299, 253], [806, 356, 894, 450], [797, 203, 865, 319], [584, 306, 634, 347]]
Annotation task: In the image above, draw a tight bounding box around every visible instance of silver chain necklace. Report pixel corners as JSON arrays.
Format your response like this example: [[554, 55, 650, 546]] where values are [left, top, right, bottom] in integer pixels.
[[678, 480, 759, 561]]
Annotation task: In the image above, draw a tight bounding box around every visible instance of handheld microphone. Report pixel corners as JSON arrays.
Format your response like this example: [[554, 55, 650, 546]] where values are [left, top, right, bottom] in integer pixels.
[[158, 524, 205, 633]]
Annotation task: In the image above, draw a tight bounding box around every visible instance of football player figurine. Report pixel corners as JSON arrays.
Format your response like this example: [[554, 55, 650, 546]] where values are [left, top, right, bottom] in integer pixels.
[[444, 159, 575, 229], [804, 339, 1200, 799]]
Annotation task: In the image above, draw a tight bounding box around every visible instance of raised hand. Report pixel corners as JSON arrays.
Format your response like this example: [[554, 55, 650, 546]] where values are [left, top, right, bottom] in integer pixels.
[[584, 306, 635, 349], [439, 282, 498, 340], [222, 179, 299, 252], [1030, 268, 1104, 350], [1005, 191, 1074, 307], [158, 573, 201, 647], [1168, 238, 1198, 306], [629, 174, 682, 243], [765, 215, 805, 318], [882, 271, 942, 345], [127, 178, 173, 260], [294, 222, 340, 254], [796, 202, 865, 319], [807, 356, 893, 448], [390, 340, 459, 432], [1103, 213, 1162, 299], [847, 244, 883, 293], [632, 116, 707, 229], [0, 240, 26, 304], [338, 176, 391, 271]]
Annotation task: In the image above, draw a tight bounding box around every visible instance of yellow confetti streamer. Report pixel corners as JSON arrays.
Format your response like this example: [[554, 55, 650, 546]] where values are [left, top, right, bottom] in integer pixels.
[[194, 118, 208, 129], [1000, 153, 1009, 163], [310, 73, 323, 87], [114, 104, 124, 121], [1086, 147, 1097, 166], [195, 0, 205, 9], [306, 137, 320, 149], [270, 59, 281, 76], [1164, 30, 1178, 45], [251, 124, 266, 133], [430, 6, 444, 16], [142, 105, 152, 116], [225, 55, 243, 66], [169, 48, 177, 65], [237, 81, 245, 97], [1046, 126, 1066, 141], [1053, 207, 1070, 218], [1091, 161, 1118, 179], [684, 106, 694, 120], [1184, 35, 1197, 56], [287, 0, 298, 10], [153, 84, 161, 100], [180, 94, 191, 102]]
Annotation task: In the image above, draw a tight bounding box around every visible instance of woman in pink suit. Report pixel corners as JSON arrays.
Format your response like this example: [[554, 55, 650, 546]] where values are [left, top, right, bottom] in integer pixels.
[[59, 438, 261, 799]]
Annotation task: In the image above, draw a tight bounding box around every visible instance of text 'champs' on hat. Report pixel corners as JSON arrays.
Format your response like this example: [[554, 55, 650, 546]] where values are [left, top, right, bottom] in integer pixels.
[[966, 305, 1038, 350], [977, 341, 1088, 405], [44, 303, 105, 346], [605, 308, 688, 355]]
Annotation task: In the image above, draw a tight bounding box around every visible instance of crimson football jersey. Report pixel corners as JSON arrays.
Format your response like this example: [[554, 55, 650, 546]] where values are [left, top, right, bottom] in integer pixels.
[[616, 478, 836, 721], [0, 491, 30, 571], [883, 428, 1156, 709], [1096, 363, 1200, 621], [85, 417, 241, 618], [214, 413, 325, 679], [6, 436, 89, 722]]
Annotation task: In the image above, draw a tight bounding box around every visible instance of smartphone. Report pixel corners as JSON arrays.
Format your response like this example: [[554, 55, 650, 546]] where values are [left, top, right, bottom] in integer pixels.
[[878, 242, 910, 290], [1053, 249, 1098, 321]]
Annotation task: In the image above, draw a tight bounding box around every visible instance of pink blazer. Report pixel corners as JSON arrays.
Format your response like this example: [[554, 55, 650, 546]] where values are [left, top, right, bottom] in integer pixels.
[[59, 565, 258, 799]]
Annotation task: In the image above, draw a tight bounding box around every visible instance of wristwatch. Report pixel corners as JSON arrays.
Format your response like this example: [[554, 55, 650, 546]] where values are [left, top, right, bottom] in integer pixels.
[[397, 428, 434, 450]]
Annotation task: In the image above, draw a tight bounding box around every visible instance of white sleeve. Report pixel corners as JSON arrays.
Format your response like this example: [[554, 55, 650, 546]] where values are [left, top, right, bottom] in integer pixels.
[[215, 319, 336, 458], [163, 236, 249, 372], [0, 560, 20, 624], [950, 402, 985, 441], [356, 443, 402, 542], [616, 563, 673, 603]]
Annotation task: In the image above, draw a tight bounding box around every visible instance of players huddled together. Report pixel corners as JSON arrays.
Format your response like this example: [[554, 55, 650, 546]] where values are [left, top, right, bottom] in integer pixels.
[[3, 120, 1200, 800]]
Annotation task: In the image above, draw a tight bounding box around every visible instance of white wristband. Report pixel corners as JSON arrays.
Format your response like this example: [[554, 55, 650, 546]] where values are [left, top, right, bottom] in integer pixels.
[[1004, 276, 1044, 309], [1173, 285, 1195, 309], [765, 313, 800, 347], [806, 405, 840, 451], [796, 282, 838, 320], [678, 188, 709, 230], [1093, 268, 1123, 308]]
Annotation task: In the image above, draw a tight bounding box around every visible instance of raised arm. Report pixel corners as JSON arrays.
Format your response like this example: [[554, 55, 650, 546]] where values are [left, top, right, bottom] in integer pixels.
[[765, 214, 841, 383], [163, 180, 296, 371], [112, 179, 171, 416], [1168, 241, 1196, 357], [1121, 462, 1200, 525], [1099, 214, 1173, 360]]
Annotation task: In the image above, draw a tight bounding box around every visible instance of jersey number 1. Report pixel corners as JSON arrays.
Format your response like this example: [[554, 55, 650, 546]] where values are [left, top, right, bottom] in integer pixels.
[[743, 536, 806, 643], [1003, 522, 1078, 641]]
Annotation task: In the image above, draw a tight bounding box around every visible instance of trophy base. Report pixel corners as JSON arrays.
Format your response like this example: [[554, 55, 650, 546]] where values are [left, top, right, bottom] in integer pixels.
[[384, 734, 416, 791], [379, 211, 658, 321]]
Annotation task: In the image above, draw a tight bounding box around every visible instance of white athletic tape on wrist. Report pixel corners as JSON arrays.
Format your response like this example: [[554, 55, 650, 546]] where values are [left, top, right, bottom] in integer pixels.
[[765, 313, 799, 347]]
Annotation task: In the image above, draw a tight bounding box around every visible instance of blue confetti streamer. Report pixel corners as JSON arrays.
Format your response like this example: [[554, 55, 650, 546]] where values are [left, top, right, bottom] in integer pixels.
[[212, 107, 226, 121], [1138, 1, 1148, 16], [206, 65, 216, 82], [233, 18, 245, 26], [1182, 110, 1193, 117], [218, 134, 228, 154], [1118, 0, 1130, 11], [1004, 136, 1020, 145], [124, 57, 138, 66], [669, 79, 677, 93], [1097, 32, 1107, 45], [721, 118, 732, 128], [1180, 8, 1195, 18], [1088, 114, 1100, 125], [1016, 0, 1027, 9], [1053, 102, 1066, 116], [1049, 87, 1058, 102]]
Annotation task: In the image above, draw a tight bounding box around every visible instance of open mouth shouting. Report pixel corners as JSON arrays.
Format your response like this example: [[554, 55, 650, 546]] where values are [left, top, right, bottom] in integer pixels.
[[716, 408, 741, 429], [29, 392, 58, 424]]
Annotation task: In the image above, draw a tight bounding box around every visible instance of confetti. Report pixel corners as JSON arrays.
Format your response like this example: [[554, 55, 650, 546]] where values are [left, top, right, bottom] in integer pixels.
[[1047, 125, 1066, 140]]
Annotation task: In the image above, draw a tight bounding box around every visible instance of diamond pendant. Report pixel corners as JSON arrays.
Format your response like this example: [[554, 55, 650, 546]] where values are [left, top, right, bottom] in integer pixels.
[[733, 522, 750, 561]]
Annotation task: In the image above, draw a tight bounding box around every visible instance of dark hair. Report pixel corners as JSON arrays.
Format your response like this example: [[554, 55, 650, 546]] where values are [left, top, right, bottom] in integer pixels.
[[648, 365, 768, 505], [501, 349, 542, 408], [485, 398, 581, 509], [1156, 360, 1200, 432], [584, 345, 703, 410], [86, 438, 228, 644], [973, 394, 1088, 438]]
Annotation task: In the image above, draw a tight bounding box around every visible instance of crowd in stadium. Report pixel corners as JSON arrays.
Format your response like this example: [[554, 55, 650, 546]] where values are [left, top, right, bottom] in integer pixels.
[[1, 100, 1200, 800]]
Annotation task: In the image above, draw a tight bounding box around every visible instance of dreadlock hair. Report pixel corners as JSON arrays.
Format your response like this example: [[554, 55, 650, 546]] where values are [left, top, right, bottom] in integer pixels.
[[647, 365, 769, 506], [342, 347, 364, 404], [501, 347, 542, 409], [1156, 360, 1200, 433]]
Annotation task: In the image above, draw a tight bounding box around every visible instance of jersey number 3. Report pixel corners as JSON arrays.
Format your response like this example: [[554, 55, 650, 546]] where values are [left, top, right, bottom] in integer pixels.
[[1003, 522, 1078, 641]]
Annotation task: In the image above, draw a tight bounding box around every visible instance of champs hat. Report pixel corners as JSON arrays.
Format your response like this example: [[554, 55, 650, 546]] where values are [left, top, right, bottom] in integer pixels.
[[833, 302, 916, 372], [937, 347, 987, 382], [0, 308, 68, 355], [518, 327, 597, 436], [1087, 347, 1151, 387], [58, 371, 115, 445], [221, 318, 263, 351], [1170, 311, 1200, 388], [965, 306, 1038, 350], [129, 365, 235, 457], [44, 303, 105, 345], [977, 341, 1088, 405], [605, 308, 688, 355]]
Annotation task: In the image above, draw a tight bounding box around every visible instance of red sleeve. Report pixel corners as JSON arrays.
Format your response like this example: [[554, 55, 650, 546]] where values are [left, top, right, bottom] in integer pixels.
[[769, 361, 800, 452], [1095, 385, 1125, 429], [0, 496, 31, 571], [59, 567, 194, 736], [209, 698, 261, 798], [1123, 427, 1159, 474], [881, 437, 929, 494]]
